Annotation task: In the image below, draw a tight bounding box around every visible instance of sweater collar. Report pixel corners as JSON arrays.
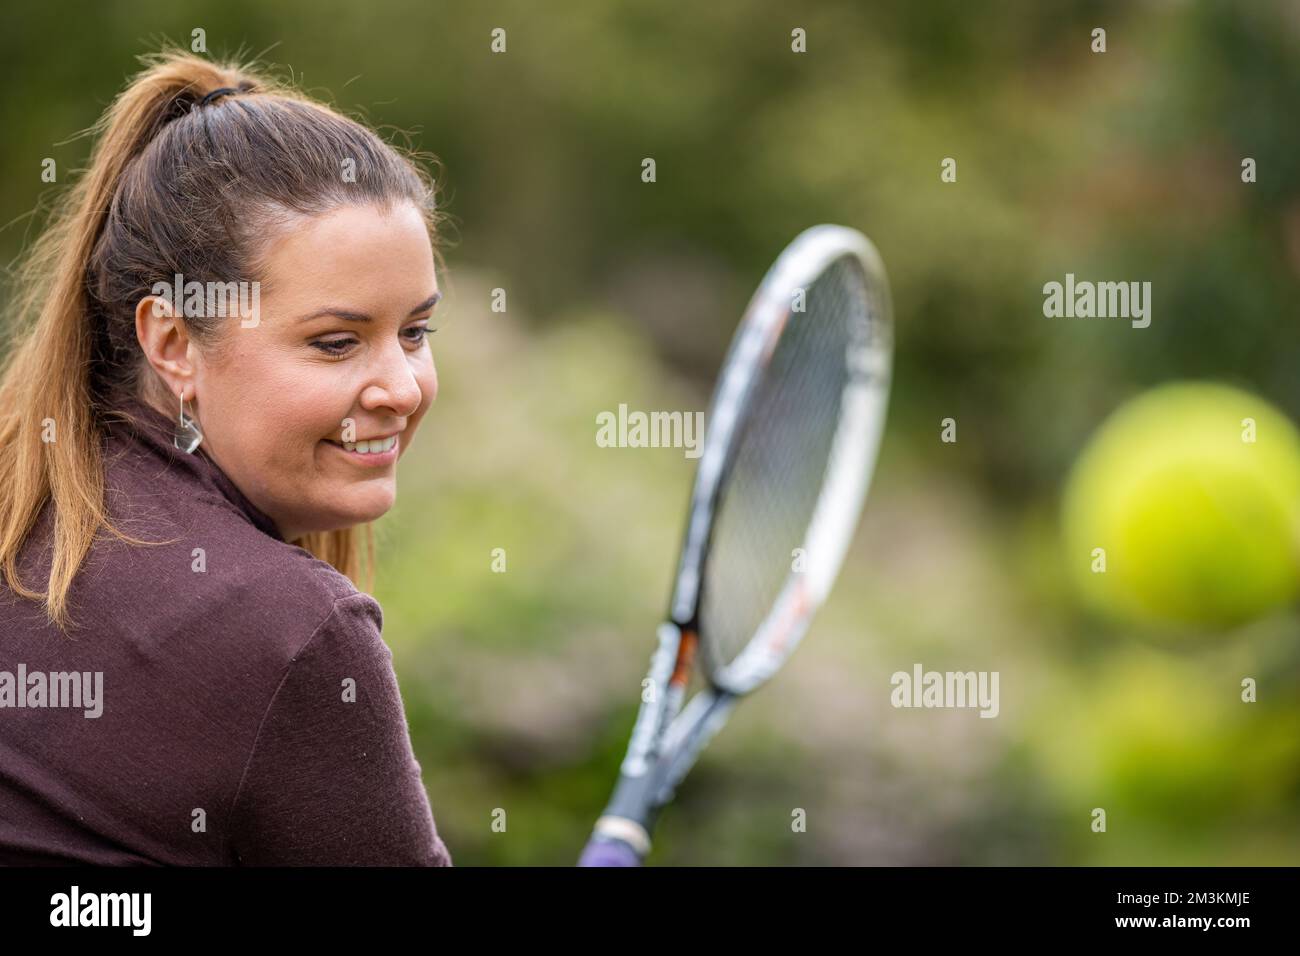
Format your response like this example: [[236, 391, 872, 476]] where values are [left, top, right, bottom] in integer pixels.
[[103, 394, 285, 542]]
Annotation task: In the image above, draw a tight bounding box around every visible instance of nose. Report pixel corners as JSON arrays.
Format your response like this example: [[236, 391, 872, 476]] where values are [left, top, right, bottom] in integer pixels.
[[358, 338, 426, 419]]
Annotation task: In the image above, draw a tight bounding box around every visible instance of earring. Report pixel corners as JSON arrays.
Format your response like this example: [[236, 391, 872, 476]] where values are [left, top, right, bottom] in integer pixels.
[[174, 390, 204, 454]]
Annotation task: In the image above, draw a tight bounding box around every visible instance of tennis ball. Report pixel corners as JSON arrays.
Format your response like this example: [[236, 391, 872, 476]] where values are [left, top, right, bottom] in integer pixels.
[[1062, 382, 1300, 630]]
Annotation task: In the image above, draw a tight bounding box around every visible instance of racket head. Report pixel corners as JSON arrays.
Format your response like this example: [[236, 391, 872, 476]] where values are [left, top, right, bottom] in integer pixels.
[[669, 225, 893, 695]]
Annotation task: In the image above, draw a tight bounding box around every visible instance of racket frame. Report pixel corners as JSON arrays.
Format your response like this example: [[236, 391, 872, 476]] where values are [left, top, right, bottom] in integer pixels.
[[585, 225, 893, 862]]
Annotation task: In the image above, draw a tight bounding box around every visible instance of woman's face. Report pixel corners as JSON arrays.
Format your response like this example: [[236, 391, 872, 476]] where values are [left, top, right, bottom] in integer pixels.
[[161, 201, 439, 541]]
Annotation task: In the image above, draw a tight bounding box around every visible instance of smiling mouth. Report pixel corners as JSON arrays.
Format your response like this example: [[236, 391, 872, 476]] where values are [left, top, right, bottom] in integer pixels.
[[323, 435, 399, 455]]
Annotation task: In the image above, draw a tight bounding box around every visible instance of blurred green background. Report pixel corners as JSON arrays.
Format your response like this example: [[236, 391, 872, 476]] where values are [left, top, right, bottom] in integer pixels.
[[2, 0, 1298, 864]]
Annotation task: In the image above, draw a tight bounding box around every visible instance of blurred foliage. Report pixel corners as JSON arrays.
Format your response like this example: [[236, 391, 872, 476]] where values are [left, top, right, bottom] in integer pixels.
[[2, 0, 1298, 864]]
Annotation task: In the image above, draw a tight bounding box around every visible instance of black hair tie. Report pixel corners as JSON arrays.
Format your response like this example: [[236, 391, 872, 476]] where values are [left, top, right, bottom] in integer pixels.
[[199, 87, 240, 106]]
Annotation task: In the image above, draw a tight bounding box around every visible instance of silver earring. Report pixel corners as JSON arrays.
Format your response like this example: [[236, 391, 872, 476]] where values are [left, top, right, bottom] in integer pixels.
[[175, 391, 203, 453]]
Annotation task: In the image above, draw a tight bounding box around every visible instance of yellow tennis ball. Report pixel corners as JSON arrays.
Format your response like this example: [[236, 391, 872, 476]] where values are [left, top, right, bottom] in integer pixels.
[[1062, 382, 1300, 630]]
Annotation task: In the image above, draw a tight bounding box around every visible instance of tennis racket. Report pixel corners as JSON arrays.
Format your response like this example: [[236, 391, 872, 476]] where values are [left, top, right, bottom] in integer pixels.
[[578, 224, 894, 866]]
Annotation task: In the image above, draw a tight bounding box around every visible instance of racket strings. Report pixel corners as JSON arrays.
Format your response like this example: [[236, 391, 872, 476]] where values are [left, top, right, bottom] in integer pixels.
[[699, 257, 870, 677]]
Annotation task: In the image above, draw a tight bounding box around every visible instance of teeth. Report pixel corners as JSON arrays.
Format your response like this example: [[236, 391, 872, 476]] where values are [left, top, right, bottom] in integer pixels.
[[341, 435, 397, 454]]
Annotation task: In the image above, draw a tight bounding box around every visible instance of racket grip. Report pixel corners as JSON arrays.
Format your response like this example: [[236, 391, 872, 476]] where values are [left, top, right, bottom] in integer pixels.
[[577, 838, 642, 867]]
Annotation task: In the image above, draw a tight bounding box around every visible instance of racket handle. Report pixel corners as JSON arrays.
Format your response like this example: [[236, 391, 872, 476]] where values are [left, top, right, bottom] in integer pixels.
[[577, 838, 642, 867]]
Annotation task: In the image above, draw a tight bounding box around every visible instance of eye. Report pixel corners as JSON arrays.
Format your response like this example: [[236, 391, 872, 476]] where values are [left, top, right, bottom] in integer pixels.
[[403, 323, 435, 346], [311, 337, 356, 357]]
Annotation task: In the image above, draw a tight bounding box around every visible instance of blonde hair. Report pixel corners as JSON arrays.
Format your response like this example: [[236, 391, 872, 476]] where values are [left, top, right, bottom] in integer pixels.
[[0, 49, 446, 633]]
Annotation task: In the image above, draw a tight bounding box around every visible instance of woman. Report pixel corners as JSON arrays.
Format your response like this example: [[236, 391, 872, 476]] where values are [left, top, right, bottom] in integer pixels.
[[0, 51, 453, 865]]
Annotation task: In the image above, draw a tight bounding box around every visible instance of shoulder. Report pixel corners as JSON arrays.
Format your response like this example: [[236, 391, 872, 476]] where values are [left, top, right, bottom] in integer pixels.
[[95, 465, 381, 662], [173, 515, 384, 666], [229, 583, 448, 865]]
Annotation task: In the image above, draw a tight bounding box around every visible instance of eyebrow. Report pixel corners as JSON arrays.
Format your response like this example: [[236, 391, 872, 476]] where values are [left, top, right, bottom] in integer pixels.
[[297, 291, 442, 324]]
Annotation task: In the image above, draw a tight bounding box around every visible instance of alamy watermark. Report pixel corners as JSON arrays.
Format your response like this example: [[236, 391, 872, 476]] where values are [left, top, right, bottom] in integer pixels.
[[596, 403, 705, 459], [151, 273, 261, 328], [50, 886, 150, 936], [1042, 273, 1151, 328], [0, 665, 103, 718], [890, 663, 999, 718]]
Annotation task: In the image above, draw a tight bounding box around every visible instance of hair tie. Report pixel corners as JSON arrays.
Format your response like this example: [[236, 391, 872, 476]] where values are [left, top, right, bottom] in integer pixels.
[[199, 87, 240, 106]]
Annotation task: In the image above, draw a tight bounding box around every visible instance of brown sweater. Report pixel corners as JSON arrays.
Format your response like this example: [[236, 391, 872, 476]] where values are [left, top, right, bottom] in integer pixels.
[[0, 395, 452, 866]]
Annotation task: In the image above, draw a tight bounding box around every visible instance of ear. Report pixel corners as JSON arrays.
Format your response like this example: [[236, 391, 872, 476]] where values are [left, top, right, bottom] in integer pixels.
[[135, 294, 198, 402]]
